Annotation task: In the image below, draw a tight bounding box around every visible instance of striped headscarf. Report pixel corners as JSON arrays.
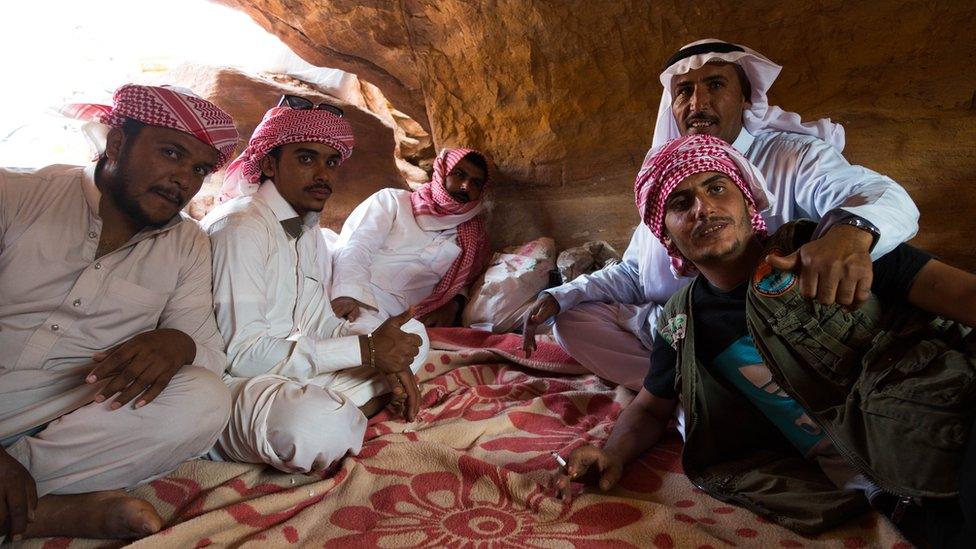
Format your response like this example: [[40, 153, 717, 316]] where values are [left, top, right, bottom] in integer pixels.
[[61, 84, 239, 169], [217, 106, 355, 202], [410, 148, 491, 318], [635, 134, 770, 275]]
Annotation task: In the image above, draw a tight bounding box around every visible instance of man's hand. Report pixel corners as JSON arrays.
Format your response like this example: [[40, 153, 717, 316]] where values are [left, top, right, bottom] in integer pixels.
[[371, 309, 423, 373], [384, 371, 420, 421], [0, 448, 37, 538], [331, 297, 365, 321], [86, 328, 196, 410], [369, 309, 423, 420], [765, 224, 874, 307], [420, 299, 460, 328], [552, 445, 624, 502], [521, 294, 560, 358]]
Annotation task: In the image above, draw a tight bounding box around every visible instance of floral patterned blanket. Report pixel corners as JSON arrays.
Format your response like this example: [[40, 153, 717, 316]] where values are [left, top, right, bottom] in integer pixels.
[[18, 331, 908, 548]]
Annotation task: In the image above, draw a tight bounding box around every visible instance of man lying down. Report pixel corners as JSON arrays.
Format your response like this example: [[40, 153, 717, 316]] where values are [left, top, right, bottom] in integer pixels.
[[554, 134, 976, 546], [330, 147, 492, 329]]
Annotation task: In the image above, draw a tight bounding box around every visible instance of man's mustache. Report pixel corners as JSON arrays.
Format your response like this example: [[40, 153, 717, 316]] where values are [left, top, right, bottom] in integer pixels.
[[685, 112, 719, 125], [304, 182, 332, 193], [692, 216, 734, 238], [148, 185, 183, 205]]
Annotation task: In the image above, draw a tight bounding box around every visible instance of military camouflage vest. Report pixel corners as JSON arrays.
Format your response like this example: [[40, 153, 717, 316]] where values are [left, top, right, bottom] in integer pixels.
[[658, 220, 975, 534]]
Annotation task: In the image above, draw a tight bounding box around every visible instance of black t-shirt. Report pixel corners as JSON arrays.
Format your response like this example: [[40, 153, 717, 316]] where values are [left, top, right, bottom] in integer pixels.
[[643, 243, 933, 399]]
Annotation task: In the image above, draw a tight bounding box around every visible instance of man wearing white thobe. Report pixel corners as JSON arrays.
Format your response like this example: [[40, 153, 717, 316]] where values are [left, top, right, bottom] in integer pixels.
[[205, 97, 427, 474], [330, 147, 491, 329], [0, 84, 236, 540]]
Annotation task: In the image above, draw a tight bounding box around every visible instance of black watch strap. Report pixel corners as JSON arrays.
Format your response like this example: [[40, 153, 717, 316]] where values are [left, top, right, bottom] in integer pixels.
[[813, 209, 881, 252], [838, 216, 881, 252]]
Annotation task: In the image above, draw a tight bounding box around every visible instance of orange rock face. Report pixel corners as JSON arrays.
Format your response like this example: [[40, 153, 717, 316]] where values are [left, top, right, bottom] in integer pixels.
[[219, 0, 976, 269]]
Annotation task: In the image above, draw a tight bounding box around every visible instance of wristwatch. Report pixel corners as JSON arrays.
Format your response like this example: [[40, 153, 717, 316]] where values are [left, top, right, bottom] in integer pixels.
[[838, 215, 881, 252], [813, 209, 882, 252]]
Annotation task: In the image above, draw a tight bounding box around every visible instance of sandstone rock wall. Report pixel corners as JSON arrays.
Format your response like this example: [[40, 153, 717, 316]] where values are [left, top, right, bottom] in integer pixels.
[[221, 0, 976, 269]]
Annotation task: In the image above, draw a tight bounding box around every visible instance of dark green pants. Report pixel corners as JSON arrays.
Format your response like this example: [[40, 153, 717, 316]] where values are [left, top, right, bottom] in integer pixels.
[[927, 415, 976, 547]]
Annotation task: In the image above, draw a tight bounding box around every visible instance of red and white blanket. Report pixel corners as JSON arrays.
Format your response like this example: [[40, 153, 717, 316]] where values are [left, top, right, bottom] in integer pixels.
[[18, 331, 908, 548]]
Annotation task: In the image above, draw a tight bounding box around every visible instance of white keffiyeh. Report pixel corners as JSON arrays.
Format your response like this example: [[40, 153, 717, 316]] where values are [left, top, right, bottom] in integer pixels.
[[652, 38, 845, 152]]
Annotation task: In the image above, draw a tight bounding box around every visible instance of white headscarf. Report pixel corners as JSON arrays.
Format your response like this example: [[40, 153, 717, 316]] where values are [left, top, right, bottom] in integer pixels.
[[652, 38, 845, 152]]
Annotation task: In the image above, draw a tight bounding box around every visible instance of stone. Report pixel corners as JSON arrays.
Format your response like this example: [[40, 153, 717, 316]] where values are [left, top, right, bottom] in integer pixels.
[[219, 1, 976, 269], [557, 241, 622, 285]]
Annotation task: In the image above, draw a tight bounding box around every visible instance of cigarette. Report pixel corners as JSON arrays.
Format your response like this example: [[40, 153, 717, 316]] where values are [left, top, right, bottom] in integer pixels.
[[551, 451, 568, 468]]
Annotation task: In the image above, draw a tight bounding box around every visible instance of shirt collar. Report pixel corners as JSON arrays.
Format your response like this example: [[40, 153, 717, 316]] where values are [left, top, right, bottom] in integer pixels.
[[81, 163, 101, 215], [255, 181, 299, 221], [731, 127, 755, 154], [255, 181, 320, 237]]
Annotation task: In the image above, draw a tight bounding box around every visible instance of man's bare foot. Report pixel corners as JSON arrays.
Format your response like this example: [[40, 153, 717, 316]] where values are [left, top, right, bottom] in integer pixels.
[[359, 394, 392, 418], [21, 490, 162, 540]]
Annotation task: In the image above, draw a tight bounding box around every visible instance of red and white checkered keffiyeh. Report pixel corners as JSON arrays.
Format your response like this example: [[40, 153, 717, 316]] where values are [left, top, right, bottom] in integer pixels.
[[635, 134, 770, 276], [410, 148, 491, 318], [61, 84, 239, 169], [217, 106, 355, 202]]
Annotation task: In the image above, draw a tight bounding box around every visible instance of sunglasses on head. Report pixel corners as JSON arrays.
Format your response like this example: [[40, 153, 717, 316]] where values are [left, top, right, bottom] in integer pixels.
[[276, 94, 344, 117]]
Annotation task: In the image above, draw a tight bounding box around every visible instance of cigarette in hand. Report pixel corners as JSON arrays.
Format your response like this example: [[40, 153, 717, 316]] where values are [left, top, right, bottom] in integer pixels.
[[551, 451, 568, 469]]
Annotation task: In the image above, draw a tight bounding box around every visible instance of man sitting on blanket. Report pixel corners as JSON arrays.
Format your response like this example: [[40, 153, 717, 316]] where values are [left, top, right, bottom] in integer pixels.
[[329, 147, 491, 330], [0, 84, 236, 541], [555, 134, 976, 543], [522, 39, 919, 392], [204, 95, 427, 474]]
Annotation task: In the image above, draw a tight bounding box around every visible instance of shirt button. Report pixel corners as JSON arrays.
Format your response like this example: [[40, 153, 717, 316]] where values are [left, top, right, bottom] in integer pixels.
[[88, 231, 97, 239], [73, 299, 82, 307], [94, 262, 102, 270], [51, 324, 60, 331]]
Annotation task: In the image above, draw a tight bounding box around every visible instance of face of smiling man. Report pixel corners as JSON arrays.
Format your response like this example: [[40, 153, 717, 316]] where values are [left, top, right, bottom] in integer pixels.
[[662, 170, 757, 268], [670, 62, 751, 145], [260, 142, 342, 216]]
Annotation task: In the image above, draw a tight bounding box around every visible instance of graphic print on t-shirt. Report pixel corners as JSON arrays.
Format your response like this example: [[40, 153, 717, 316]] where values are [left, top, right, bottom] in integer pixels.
[[712, 335, 825, 456]]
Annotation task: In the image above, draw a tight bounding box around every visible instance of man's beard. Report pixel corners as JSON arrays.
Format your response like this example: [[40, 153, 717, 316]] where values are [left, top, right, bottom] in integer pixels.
[[687, 215, 748, 265], [107, 161, 176, 229], [695, 236, 744, 264]]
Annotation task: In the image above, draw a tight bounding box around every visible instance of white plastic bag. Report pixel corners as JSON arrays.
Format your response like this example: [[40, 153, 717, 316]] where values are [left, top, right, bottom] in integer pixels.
[[462, 237, 555, 333]]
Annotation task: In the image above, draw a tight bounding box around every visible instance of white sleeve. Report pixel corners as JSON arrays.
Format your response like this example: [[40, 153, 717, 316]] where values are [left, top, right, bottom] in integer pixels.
[[0, 170, 9, 247], [790, 138, 919, 258], [332, 191, 399, 309], [157, 227, 228, 375], [208, 216, 362, 380]]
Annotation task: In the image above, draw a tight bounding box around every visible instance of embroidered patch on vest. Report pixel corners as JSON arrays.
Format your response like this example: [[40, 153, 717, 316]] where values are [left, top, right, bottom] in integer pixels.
[[753, 250, 796, 297], [659, 313, 688, 350]]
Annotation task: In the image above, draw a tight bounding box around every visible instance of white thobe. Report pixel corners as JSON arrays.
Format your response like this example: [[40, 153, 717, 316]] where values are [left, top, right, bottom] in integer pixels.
[[332, 188, 463, 322], [0, 164, 231, 496], [548, 128, 920, 389], [203, 182, 429, 473]]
